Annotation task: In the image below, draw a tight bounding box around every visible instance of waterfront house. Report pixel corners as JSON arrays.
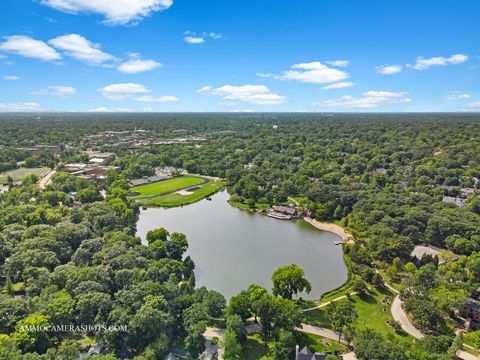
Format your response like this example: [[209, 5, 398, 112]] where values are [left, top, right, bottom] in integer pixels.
[[267, 205, 297, 220], [273, 205, 296, 216], [295, 345, 328, 360]]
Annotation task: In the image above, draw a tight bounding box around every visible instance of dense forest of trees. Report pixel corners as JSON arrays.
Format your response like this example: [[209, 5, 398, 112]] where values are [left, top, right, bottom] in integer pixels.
[[0, 113, 480, 359]]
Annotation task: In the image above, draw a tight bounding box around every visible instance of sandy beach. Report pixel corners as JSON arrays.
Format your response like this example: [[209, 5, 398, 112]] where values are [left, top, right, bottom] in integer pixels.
[[303, 217, 355, 243]]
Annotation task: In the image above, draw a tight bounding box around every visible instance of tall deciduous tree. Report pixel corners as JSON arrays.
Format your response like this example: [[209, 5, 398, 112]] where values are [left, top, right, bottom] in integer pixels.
[[271, 264, 312, 300]]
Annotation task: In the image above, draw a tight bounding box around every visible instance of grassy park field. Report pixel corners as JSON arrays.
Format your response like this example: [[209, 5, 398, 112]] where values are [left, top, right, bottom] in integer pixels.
[[0, 167, 50, 184], [129, 175, 224, 207], [145, 180, 224, 207], [130, 176, 205, 199]]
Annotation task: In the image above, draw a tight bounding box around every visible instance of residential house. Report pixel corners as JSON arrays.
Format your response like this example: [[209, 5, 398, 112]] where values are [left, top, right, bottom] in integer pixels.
[[163, 353, 177, 360], [273, 205, 296, 216], [460, 298, 480, 322], [295, 346, 328, 360], [459, 187, 477, 198], [266, 205, 297, 220]]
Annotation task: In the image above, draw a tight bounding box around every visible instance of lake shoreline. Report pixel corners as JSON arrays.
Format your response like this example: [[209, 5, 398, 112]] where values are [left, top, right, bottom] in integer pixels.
[[137, 190, 348, 299], [225, 194, 355, 243], [303, 217, 355, 244]]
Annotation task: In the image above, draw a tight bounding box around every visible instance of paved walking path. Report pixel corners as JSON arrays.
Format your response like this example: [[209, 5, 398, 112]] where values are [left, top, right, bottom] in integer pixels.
[[303, 293, 357, 312], [301, 269, 479, 360], [297, 323, 349, 345]]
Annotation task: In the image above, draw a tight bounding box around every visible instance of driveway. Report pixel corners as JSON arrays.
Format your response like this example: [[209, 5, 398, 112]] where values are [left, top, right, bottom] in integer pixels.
[[202, 327, 224, 360], [391, 295, 425, 339]]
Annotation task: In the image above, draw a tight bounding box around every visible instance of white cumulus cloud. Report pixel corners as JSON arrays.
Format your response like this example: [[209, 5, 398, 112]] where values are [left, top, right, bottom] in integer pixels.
[[49, 34, 115, 65], [183, 31, 222, 44], [32, 85, 77, 96], [376, 64, 402, 75], [322, 82, 354, 90], [322, 91, 412, 109], [99, 83, 177, 103], [184, 36, 206, 44], [88, 107, 133, 112], [198, 85, 286, 105], [465, 102, 480, 107], [446, 94, 470, 100], [3, 75, 20, 81], [40, 0, 173, 25], [327, 60, 349, 67], [0, 102, 43, 112], [99, 83, 150, 100], [0, 35, 61, 61], [118, 57, 162, 73], [409, 54, 469, 70], [134, 95, 179, 102], [278, 61, 349, 84]]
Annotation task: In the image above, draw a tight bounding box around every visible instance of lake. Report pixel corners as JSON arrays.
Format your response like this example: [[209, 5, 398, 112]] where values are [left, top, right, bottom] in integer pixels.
[[136, 190, 348, 299]]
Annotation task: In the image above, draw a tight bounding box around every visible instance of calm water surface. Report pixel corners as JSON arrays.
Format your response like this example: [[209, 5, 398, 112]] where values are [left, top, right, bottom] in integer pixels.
[[136, 190, 347, 299]]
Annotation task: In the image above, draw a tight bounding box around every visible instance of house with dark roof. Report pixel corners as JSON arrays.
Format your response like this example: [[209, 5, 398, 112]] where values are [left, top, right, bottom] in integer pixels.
[[163, 353, 177, 360], [273, 205, 297, 216], [460, 298, 480, 322], [266, 205, 297, 220], [295, 345, 328, 360]]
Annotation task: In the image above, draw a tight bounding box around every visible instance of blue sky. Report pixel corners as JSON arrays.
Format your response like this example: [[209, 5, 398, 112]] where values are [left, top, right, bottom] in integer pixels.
[[0, 0, 479, 112]]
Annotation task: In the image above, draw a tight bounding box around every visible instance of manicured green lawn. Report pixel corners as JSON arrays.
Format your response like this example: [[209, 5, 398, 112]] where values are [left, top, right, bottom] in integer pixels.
[[304, 288, 411, 343], [350, 289, 404, 338], [464, 331, 480, 352], [129, 176, 204, 199], [240, 332, 347, 359], [294, 331, 348, 354], [241, 334, 272, 360], [302, 308, 331, 328], [145, 180, 224, 207], [0, 167, 50, 184]]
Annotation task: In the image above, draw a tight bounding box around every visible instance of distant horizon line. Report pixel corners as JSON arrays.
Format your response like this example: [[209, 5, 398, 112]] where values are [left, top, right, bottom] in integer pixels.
[[1, 111, 480, 115]]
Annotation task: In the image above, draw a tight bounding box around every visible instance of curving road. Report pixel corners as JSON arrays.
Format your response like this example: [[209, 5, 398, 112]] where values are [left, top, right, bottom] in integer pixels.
[[302, 269, 479, 360], [386, 282, 479, 360], [391, 295, 425, 339]]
